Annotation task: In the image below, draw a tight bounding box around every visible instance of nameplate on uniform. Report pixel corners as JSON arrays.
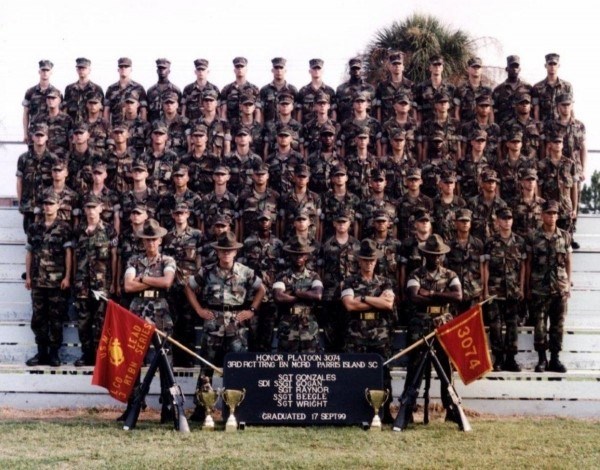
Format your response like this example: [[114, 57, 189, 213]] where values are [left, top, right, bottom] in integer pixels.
[[223, 352, 383, 425]]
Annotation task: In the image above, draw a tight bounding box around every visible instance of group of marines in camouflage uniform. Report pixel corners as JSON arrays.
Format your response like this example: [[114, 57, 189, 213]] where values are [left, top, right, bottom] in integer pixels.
[[18, 51, 580, 422]]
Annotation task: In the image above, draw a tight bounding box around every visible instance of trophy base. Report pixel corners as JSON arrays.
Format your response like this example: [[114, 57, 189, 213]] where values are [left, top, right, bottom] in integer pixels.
[[202, 416, 215, 431], [225, 417, 238, 432], [369, 415, 382, 431]]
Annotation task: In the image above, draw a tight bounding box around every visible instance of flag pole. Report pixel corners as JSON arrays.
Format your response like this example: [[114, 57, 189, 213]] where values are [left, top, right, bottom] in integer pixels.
[[382, 296, 497, 367], [92, 290, 223, 376]]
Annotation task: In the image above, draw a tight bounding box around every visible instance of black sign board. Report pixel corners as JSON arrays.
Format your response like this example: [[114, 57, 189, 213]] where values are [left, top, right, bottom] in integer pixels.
[[223, 353, 383, 425]]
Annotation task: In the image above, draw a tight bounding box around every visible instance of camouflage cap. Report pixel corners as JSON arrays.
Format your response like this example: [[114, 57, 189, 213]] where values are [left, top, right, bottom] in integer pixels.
[[413, 208, 431, 222], [202, 89, 219, 101], [83, 193, 103, 207], [213, 165, 230, 175], [253, 162, 270, 174], [440, 170, 457, 183], [320, 123, 336, 135], [314, 91, 330, 103], [118, 57, 132, 67], [72, 122, 89, 133], [51, 158, 67, 170], [235, 126, 251, 136], [348, 57, 362, 68], [353, 91, 370, 102], [46, 89, 61, 99], [112, 122, 129, 132], [91, 159, 107, 171], [373, 209, 390, 221], [277, 125, 293, 136], [419, 234, 450, 255], [335, 208, 354, 222], [357, 239, 382, 260], [162, 91, 179, 103], [309, 58, 324, 69], [151, 121, 168, 134], [467, 57, 483, 67], [433, 90, 450, 102], [257, 209, 273, 220], [475, 93, 492, 105], [331, 163, 347, 175], [454, 208, 472, 221], [469, 129, 488, 141], [38, 59, 54, 70], [172, 163, 189, 176], [213, 213, 233, 226], [393, 92, 411, 104], [430, 130, 446, 142], [390, 128, 407, 140], [294, 207, 311, 220], [85, 90, 103, 102], [31, 123, 49, 136], [42, 191, 60, 204], [156, 58, 171, 68], [405, 167, 422, 179], [515, 92, 531, 103], [131, 203, 148, 214], [481, 169, 500, 182], [506, 55, 520, 66], [542, 200, 559, 213], [131, 159, 148, 171], [369, 168, 385, 181], [76, 57, 91, 67], [277, 92, 294, 104], [191, 123, 208, 135], [194, 58, 209, 70], [545, 53, 560, 64], [271, 57, 286, 67], [496, 207, 513, 219], [519, 168, 538, 180], [123, 90, 140, 102], [547, 129, 564, 142], [355, 126, 370, 138], [233, 56, 248, 66], [389, 52, 404, 64], [240, 93, 256, 104], [507, 129, 523, 141], [556, 93, 573, 104], [294, 164, 310, 176], [172, 202, 190, 213]]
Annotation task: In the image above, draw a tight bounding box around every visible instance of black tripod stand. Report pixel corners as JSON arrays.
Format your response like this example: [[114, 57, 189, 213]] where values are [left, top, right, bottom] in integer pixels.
[[392, 336, 471, 432]]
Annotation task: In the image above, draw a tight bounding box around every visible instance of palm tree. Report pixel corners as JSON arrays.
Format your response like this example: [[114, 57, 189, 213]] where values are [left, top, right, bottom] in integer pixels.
[[363, 13, 498, 86]]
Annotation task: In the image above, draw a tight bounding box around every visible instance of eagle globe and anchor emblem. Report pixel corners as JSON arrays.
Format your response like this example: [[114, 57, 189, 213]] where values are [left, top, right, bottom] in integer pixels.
[[108, 338, 125, 366]]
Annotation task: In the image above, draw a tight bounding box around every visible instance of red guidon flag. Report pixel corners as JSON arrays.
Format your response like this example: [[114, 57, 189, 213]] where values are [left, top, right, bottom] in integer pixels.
[[92, 300, 155, 403], [435, 304, 492, 385]]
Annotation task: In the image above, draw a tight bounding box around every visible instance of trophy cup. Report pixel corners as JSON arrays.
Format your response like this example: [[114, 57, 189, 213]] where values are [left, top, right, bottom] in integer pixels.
[[222, 388, 246, 432], [365, 388, 389, 430], [196, 389, 219, 430]]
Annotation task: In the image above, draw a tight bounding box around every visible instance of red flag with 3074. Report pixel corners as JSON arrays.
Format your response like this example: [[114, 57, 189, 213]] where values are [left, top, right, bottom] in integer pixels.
[[92, 300, 155, 403], [435, 304, 492, 385]]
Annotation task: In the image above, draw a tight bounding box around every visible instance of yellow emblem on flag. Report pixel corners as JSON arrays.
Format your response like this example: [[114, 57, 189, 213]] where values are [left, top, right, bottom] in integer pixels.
[[109, 338, 125, 366]]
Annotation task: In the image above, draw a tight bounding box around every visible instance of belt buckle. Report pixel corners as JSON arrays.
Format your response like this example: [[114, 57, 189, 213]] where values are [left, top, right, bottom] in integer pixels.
[[291, 306, 309, 316], [143, 290, 155, 299], [427, 306, 443, 317], [362, 311, 376, 321]]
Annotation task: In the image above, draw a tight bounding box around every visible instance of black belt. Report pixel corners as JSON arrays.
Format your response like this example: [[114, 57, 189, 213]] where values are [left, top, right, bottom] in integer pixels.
[[206, 305, 246, 312], [138, 289, 164, 299]]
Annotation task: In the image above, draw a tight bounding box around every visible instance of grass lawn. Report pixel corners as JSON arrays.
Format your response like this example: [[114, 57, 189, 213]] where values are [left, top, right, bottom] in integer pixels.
[[1, 407, 599, 469]]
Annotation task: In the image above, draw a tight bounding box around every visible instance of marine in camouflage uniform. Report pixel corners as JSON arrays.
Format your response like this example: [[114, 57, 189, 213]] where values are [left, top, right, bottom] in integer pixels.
[[162, 203, 204, 367], [339, 93, 382, 157], [420, 132, 457, 199], [105, 124, 138, 195], [318, 209, 360, 352], [272, 237, 323, 353], [146, 58, 182, 123], [512, 169, 545, 239], [181, 58, 221, 121], [413, 55, 458, 124], [67, 122, 101, 194], [297, 58, 337, 125], [375, 52, 414, 124], [63, 57, 104, 122], [259, 57, 299, 124], [73, 194, 118, 366], [238, 163, 280, 240], [262, 97, 303, 156], [356, 169, 398, 239], [200, 166, 238, 231], [526, 200, 572, 373], [24, 192, 72, 367], [193, 89, 232, 157], [396, 168, 433, 240], [319, 164, 360, 242], [278, 164, 321, 240], [265, 125, 305, 195], [31, 89, 73, 158], [335, 57, 376, 124], [460, 94, 502, 166], [491, 55, 532, 126], [431, 171, 466, 242], [161, 91, 190, 158], [83, 90, 110, 154], [37, 161, 81, 229], [222, 126, 263, 195], [381, 95, 419, 162], [483, 207, 526, 372], [140, 122, 178, 196], [119, 160, 160, 224], [455, 57, 493, 123], [122, 90, 152, 155], [156, 164, 202, 231], [456, 130, 492, 200], [86, 160, 121, 231], [495, 130, 537, 206], [22, 60, 61, 140], [229, 94, 264, 155], [116, 204, 147, 306], [467, 169, 508, 242], [240, 210, 284, 351], [378, 128, 419, 200], [419, 91, 462, 161], [532, 54, 574, 123], [220, 56, 260, 122], [403, 234, 462, 416], [104, 57, 148, 126], [344, 130, 379, 199], [501, 92, 542, 160], [306, 124, 343, 194]]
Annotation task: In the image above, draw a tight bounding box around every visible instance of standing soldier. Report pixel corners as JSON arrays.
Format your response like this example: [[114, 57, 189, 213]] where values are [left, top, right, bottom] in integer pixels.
[[456, 57, 492, 123], [414, 55, 458, 124], [220, 57, 261, 123], [495, 129, 536, 206], [180, 123, 221, 197], [492, 55, 532, 126], [460, 94, 502, 164], [467, 169, 507, 242], [104, 57, 148, 126], [259, 57, 298, 124], [140, 122, 178, 197], [146, 58, 182, 123], [375, 51, 413, 124], [181, 58, 220, 121], [512, 169, 545, 239], [483, 207, 527, 371], [67, 122, 98, 195], [24, 192, 72, 367], [200, 165, 239, 233], [532, 53, 573, 123], [301, 91, 338, 157], [356, 169, 398, 239], [105, 124, 137, 195], [237, 163, 280, 240], [193, 89, 231, 157], [431, 171, 466, 242], [381, 93, 419, 159], [156, 163, 202, 231], [64, 57, 104, 122], [121, 89, 151, 155], [319, 164, 360, 242], [273, 237, 323, 353], [86, 160, 121, 235], [297, 58, 337, 125], [339, 93, 382, 157], [119, 159, 160, 225], [456, 129, 491, 200], [22, 60, 61, 143], [335, 57, 375, 124], [38, 159, 81, 229], [83, 90, 110, 154], [31, 89, 73, 158], [396, 168, 433, 240], [222, 127, 263, 196], [162, 202, 204, 367], [344, 128, 379, 199], [379, 128, 418, 201], [502, 92, 542, 160], [73, 194, 118, 366], [306, 123, 342, 195], [116, 203, 147, 304], [527, 200, 572, 373], [161, 91, 190, 158], [264, 125, 305, 195], [229, 94, 264, 155], [278, 164, 321, 240]]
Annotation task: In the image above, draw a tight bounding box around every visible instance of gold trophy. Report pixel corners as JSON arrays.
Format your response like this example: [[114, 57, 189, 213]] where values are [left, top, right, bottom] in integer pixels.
[[365, 388, 389, 430], [222, 388, 246, 432], [196, 389, 219, 430]]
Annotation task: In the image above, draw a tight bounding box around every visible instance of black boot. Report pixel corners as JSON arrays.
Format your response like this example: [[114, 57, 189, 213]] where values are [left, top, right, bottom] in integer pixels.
[[534, 350, 547, 373], [547, 352, 567, 373], [502, 353, 522, 372], [493, 353, 504, 372], [48, 347, 61, 367], [26, 345, 49, 366], [189, 405, 206, 423]]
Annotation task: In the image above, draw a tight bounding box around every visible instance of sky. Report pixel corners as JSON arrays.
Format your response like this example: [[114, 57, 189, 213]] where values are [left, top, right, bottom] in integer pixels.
[[1, 0, 597, 150]]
